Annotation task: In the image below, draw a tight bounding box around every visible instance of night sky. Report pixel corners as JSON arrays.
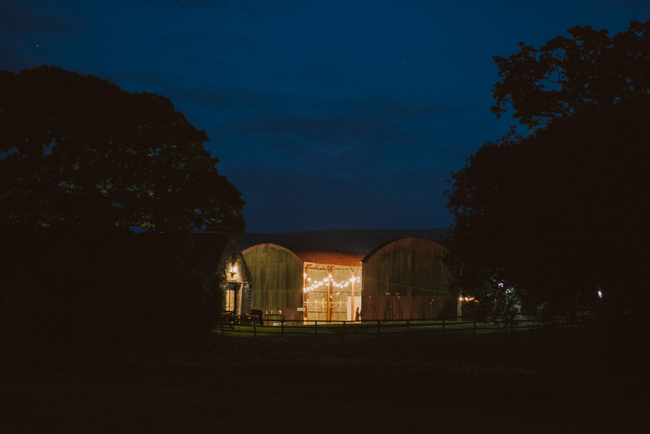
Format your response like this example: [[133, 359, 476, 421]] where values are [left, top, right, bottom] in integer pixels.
[[2, 0, 648, 233]]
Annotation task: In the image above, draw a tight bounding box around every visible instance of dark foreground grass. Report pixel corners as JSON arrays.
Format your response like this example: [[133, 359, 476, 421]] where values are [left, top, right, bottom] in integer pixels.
[[1, 325, 647, 434]]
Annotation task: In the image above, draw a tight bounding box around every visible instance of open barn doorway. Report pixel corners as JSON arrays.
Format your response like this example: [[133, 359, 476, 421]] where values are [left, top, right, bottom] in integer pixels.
[[224, 283, 239, 314], [347, 296, 362, 321], [303, 265, 361, 322]]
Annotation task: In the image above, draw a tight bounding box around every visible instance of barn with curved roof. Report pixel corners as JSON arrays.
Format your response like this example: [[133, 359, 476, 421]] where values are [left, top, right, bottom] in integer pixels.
[[242, 244, 364, 322], [361, 237, 457, 320]]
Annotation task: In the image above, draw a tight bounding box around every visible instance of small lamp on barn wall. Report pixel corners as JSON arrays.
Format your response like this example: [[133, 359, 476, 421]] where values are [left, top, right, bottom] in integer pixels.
[[229, 264, 238, 280]]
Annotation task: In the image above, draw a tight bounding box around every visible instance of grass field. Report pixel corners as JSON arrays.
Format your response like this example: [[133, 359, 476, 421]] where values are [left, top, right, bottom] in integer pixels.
[[1, 324, 646, 433]]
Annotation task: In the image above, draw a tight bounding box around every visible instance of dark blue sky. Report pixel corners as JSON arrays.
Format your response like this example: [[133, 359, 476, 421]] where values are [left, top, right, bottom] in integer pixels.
[[2, 0, 648, 233]]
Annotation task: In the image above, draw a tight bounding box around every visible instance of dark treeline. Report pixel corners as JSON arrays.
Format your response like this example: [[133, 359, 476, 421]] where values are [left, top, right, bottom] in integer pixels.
[[445, 20, 650, 321], [0, 66, 240, 348], [0, 226, 222, 347], [446, 97, 650, 318]]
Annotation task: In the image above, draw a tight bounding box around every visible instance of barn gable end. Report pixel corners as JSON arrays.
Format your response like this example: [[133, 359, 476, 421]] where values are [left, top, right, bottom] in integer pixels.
[[361, 237, 457, 320]]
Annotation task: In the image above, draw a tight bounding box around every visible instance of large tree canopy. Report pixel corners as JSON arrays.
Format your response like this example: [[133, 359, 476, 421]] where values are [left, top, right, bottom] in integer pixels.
[[446, 97, 650, 316], [492, 20, 650, 128], [0, 66, 239, 343], [0, 65, 245, 237], [447, 19, 650, 316]]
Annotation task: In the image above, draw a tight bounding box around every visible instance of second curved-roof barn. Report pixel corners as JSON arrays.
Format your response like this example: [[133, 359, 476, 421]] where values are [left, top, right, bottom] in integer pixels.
[[361, 237, 456, 320]]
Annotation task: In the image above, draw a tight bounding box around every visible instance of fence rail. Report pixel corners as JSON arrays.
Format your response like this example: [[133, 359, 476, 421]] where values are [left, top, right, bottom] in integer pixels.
[[215, 311, 593, 337]]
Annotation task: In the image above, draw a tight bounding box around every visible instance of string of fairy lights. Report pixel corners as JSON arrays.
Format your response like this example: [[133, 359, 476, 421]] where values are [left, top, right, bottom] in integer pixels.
[[303, 275, 359, 293]]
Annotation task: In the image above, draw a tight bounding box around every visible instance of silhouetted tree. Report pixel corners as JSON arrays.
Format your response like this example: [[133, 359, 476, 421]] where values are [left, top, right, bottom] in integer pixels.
[[0, 66, 240, 344], [445, 97, 650, 316], [0, 65, 245, 237], [492, 20, 650, 128], [446, 20, 650, 318]]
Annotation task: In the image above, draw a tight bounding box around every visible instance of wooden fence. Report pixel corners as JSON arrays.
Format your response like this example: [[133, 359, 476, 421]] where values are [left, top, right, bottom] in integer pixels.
[[215, 311, 593, 337]]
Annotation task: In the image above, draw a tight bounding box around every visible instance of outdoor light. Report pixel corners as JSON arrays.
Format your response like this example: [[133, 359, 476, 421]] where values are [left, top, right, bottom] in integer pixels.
[[598, 291, 603, 299], [229, 265, 238, 279], [303, 275, 357, 292]]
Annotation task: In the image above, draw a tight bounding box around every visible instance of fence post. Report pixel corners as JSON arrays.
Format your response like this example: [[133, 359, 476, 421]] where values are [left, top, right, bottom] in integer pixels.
[[442, 318, 446, 335], [473, 316, 477, 334], [377, 320, 381, 334], [281, 319, 284, 337], [342, 321, 345, 335], [253, 320, 256, 338], [315, 320, 318, 334], [220, 319, 224, 336], [406, 319, 409, 333]]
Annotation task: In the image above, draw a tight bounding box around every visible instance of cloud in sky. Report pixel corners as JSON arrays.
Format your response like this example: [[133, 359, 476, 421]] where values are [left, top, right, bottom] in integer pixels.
[[0, 8, 84, 35], [168, 87, 295, 112], [209, 96, 460, 169], [159, 30, 221, 45], [346, 99, 457, 121], [96, 71, 182, 90], [220, 112, 426, 147], [163, 87, 460, 160], [0, 41, 18, 58], [228, 163, 453, 233]]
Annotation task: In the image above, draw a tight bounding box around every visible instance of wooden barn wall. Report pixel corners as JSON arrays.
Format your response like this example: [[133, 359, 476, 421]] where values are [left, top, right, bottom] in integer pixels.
[[362, 238, 454, 320], [243, 245, 303, 321]]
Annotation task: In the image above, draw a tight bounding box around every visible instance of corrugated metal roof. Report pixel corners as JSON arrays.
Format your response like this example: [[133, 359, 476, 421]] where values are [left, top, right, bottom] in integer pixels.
[[362, 237, 447, 263], [286, 246, 365, 267], [239, 228, 447, 253]]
